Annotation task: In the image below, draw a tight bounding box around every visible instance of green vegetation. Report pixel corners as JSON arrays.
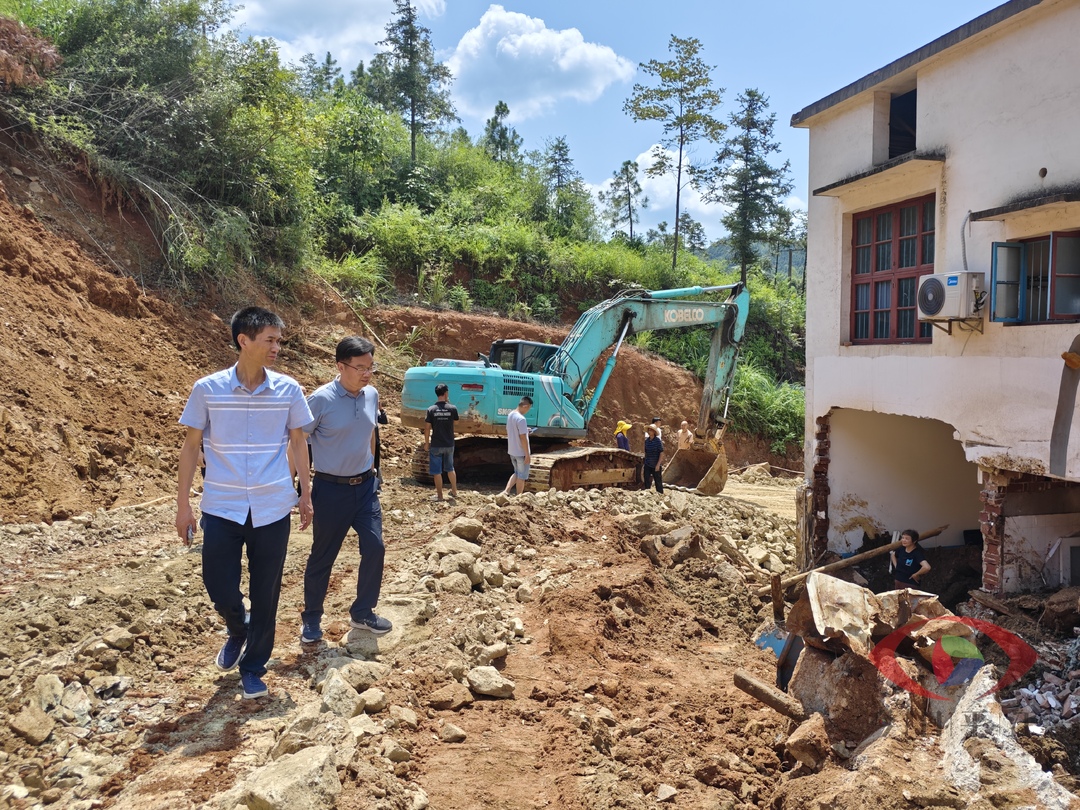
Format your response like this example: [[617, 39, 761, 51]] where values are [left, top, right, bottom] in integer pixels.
[[0, 0, 805, 451]]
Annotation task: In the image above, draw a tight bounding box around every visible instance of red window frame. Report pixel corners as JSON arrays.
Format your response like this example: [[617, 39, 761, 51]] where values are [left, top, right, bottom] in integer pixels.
[[850, 194, 936, 344]]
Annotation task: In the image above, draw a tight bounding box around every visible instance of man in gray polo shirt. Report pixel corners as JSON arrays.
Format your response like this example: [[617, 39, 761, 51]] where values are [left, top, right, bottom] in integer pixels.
[[175, 307, 313, 701], [300, 336, 391, 644]]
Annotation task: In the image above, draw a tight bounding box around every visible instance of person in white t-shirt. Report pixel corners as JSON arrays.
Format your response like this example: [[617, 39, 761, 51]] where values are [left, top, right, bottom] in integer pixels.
[[501, 396, 533, 496]]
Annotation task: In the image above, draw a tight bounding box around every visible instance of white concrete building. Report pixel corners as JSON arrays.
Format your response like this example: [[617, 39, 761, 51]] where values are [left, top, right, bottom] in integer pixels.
[[793, 0, 1080, 594]]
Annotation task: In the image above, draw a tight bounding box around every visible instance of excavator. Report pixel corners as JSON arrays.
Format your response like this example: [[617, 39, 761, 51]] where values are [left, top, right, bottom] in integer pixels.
[[399, 283, 749, 494]]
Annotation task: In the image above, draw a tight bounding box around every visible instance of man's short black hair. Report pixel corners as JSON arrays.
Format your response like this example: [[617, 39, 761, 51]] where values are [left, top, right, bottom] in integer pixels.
[[335, 336, 375, 363], [435, 383, 449, 397], [519, 395, 533, 406], [901, 529, 920, 544], [231, 307, 285, 350]]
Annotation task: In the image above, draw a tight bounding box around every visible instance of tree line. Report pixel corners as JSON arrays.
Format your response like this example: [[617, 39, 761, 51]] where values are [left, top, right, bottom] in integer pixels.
[[0, 0, 805, 452]]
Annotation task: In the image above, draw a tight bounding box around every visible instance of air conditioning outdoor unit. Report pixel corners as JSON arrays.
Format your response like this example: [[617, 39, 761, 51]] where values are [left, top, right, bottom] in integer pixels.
[[917, 271, 984, 320]]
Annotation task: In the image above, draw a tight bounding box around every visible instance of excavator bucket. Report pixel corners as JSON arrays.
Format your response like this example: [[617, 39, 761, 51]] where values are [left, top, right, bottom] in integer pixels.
[[663, 445, 728, 494]]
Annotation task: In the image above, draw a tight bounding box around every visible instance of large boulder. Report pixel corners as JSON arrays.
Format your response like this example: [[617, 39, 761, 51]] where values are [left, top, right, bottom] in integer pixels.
[[428, 535, 482, 558], [786, 712, 831, 772], [33, 674, 64, 712], [230, 745, 340, 810], [788, 647, 890, 744], [466, 666, 515, 698], [321, 669, 365, 718], [338, 660, 391, 692], [448, 517, 484, 542], [427, 682, 474, 711], [10, 703, 55, 745]]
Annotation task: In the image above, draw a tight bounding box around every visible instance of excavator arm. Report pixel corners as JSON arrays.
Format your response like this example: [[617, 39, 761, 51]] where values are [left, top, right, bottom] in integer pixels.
[[546, 283, 749, 437]]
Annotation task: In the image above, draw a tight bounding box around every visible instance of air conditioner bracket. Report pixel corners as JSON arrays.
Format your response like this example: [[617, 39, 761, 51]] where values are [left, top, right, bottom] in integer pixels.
[[929, 317, 984, 336]]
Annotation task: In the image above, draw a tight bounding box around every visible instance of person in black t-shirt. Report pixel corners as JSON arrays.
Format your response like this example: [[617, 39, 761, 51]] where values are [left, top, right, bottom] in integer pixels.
[[423, 383, 459, 501], [891, 529, 931, 590]]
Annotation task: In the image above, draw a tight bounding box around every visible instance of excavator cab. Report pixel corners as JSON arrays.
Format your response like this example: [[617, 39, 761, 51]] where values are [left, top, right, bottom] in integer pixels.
[[488, 340, 560, 374]]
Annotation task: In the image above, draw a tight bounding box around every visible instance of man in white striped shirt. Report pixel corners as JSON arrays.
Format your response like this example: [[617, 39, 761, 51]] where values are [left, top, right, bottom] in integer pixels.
[[175, 307, 313, 700]]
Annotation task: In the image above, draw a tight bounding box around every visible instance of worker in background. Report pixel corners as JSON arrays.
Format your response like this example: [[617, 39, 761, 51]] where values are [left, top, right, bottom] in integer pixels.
[[614, 420, 632, 451], [642, 423, 664, 493], [676, 421, 693, 451], [501, 396, 533, 496], [890, 529, 931, 591], [650, 416, 663, 440], [424, 382, 459, 502]]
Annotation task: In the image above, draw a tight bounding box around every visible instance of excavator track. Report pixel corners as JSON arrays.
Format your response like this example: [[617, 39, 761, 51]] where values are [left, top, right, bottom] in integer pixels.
[[409, 438, 642, 491], [525, 446, 641, 490]]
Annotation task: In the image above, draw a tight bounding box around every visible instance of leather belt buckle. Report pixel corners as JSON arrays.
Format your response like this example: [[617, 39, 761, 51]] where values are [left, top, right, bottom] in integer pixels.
[[349, 474, 366, 485]]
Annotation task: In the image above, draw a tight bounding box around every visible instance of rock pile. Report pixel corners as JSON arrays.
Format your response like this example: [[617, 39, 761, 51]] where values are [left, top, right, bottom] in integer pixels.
[[1004, 671, 1080, 728], [1, 483, 803, 808]]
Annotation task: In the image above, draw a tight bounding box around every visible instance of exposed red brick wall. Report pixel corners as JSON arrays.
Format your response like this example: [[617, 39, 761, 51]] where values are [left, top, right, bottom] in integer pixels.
[[979, 471, 1080, 592], [979, 483, 1004, 593], [810, 413, 831, 563]]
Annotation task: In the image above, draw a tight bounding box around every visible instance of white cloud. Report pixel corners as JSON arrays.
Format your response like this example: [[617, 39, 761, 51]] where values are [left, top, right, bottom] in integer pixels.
[[588, 146, 729, 241], [633, 145, 723, 220], [232, 0, 445, 74], [785, 194, 807, 212], [446, 5, 634, 121]]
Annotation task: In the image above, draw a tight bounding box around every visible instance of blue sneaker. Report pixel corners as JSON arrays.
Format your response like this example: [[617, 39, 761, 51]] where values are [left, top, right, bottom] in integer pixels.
[[215, 634, 246, 671], [349, 613, 392, 636], [241, 672, 268, 700], [301, 619, 323, 644]]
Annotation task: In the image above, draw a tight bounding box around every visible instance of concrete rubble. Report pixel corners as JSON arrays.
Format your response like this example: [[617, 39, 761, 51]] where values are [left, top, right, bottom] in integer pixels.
[[754, 571, 1080, 808]]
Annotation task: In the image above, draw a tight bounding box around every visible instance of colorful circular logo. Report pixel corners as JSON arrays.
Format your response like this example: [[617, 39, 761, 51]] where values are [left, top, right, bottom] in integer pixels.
[[869, 617, 1036, 700]]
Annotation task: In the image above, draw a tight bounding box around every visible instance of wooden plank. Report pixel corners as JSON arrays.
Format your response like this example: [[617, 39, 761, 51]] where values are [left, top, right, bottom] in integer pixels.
[[967, 589, 1015, 616], [752, 523, 949, 598], [733, 670, 806, 722], [771, 575, 785, 623]]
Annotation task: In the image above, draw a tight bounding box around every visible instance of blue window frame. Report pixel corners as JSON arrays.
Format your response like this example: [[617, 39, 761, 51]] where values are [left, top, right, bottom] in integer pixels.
[[991, 232, 1080, 323]]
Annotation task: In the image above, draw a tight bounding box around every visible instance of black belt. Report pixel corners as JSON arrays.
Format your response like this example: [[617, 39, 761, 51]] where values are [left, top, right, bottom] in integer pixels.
[[314, 469, 376, 486]]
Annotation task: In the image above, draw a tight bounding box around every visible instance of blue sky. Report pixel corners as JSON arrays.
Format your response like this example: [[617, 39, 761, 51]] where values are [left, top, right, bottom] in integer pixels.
[[233, 0, 999, 240]]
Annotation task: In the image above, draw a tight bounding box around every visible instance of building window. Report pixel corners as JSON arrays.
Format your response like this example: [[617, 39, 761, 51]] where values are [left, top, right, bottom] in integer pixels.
[[851, 195, 935, 343], [991, 232, 1080, 323], [889, 89, 917, 159]]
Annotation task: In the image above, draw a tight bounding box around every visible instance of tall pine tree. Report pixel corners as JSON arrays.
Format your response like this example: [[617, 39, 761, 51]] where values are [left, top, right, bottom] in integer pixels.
[[480, 100, 523, 164], [707, 89, 792, 284], [623, 36, 724, 273], [377, 0, 455, 163], [599, 160, 648, 241]]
